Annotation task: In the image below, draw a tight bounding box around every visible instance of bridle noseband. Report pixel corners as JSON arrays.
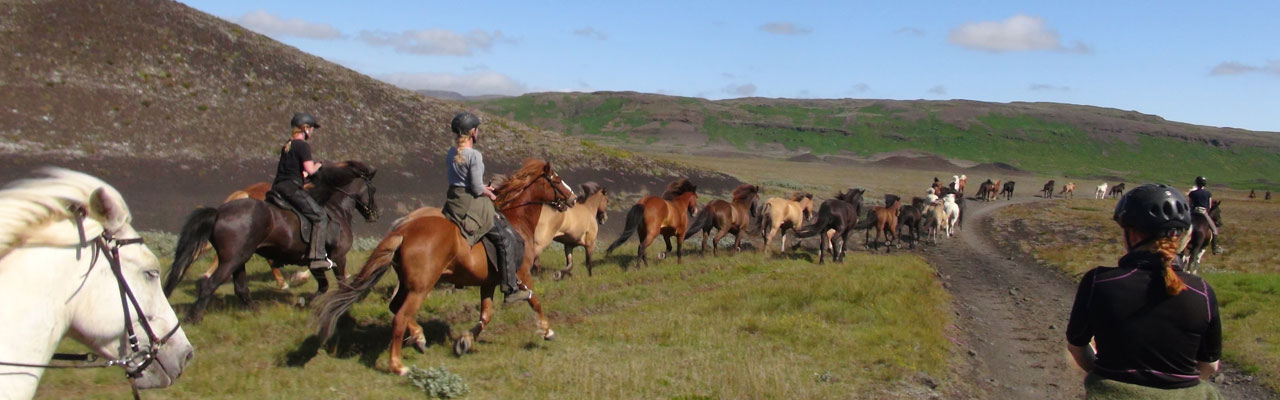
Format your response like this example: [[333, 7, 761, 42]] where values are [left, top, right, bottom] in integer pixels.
[[0, 204, 180, 399], [333, 173, 377, 220], [500, 173, 573, 212]]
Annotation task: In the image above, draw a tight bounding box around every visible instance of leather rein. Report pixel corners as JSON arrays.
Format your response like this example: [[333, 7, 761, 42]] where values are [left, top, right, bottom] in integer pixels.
[[0, 204, 181, 399], [499, 174, 573, 212]]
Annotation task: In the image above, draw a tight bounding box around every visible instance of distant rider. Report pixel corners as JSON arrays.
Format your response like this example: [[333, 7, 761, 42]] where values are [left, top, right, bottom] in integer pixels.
[[441, 111, 533, 304], [272, 112, 331, 270], [1188, 176, 1224, 254]]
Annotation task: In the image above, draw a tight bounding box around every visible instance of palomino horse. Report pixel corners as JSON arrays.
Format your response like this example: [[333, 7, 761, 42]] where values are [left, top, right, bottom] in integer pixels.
[[922, 201, 949, 244], [164, 161, 378, 323], [1094, 183, 1108, 199], [313, 160, 574, 375], [1182, 199, 1221, 275], [795, 188, 865, 264], [862, 194, 902, 252], [759, 191, 814, 255], [1041, 180, 1056, 198], [999, 181, 1016, 200], [606, 179, 699, 268], [194, 182, 308, 290], [0, 169, 193, 398], [1107, 183, 1126, 199], [533, 182, 606, 278], [1059, 182, 1076, 199], [896, 197, 927, 249], [685, 184, 761, 256]]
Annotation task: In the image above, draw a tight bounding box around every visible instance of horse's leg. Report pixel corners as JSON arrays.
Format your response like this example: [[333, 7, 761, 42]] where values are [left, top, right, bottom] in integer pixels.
[[231, 264, 254, 306], [731, 229, 743, 253], [456, 285, 497, 356], [268, 260, 289, 290], [388, 287, 428, 375], [676, 233, 685, 264], [639, 229, 658, 268], [558, 244, 575, 279], [310, 267, 330, 295], [712, 229, 729, 257], [584, 242, 595, 277], [663, 234, 674, 261]]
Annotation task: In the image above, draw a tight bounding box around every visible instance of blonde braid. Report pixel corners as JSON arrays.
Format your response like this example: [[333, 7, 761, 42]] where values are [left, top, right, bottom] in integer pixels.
[[453, 135, 468, 165], [1152, 235, 1187, 295]]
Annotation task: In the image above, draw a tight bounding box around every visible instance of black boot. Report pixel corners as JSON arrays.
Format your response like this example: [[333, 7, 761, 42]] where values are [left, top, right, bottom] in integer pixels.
[[486, 215, 531, 304], [308, 214, 332, 270], [1212, 235, 1225, 254]]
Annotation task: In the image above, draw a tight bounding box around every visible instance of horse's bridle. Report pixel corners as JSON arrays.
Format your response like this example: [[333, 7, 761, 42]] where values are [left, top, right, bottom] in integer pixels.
[[0, 204, 181, 400], [500, 173, 573, 212], [334, 173, 377, 220]]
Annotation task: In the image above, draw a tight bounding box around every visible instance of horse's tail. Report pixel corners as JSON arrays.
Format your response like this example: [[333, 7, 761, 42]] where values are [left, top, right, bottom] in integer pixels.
[[795, 207, 833, 238], [758, 202, 774, 238], [606, 204, 645, 254], [313, 233, 403, 343], [853, 209, 877, 230], [683, 206, 715, 239], [164, 207, 219, 296]]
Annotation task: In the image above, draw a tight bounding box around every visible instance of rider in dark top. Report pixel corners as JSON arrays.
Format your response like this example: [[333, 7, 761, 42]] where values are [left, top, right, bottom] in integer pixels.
[[271, 112, 330, 270], [1187, 176, 1223, 254], [1066, 184, 1222, 397]]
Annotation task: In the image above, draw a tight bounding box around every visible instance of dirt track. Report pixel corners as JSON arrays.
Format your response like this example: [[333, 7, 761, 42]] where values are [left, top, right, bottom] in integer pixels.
[[928, 197, 1275, 399]]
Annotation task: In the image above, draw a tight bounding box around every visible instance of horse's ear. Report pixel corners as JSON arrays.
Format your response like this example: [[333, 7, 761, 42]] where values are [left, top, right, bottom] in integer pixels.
[[89, 187, 130, 232], [542, 162, 552, 175]]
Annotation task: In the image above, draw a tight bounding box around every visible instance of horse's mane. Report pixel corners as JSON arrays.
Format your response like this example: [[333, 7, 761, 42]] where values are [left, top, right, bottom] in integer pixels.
[[309, 160, 376, 203], [495, 159, 550, 208], [0, 168, 126, 260], [731, 184, 758, 203], [790, 191, 813, 202], [835, 188, 864, 204], [577, 182, 605, 204], [662, 178, 697, 200], [884, 194, 901, 207]]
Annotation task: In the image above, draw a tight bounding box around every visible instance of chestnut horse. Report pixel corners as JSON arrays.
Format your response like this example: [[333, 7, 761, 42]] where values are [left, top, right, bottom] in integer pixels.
[[313, 159, 574, 375], [795, 188, 865, 264], [685, 184, 761, 256], [1060, 182, 1076, 199], [862, 194, 902, 252], [195, 182, 308, 290], [164, 161, 378, 323], [759, 192, 814, 255], [988, 179, 1002, 201], [605, 179, 699, 268]]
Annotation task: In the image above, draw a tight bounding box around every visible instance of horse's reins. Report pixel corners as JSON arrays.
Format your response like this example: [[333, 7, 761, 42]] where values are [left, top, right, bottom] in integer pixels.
[[499, 174, 572, 212], [0, 204, 181, 400], [332, 173, 377, 218]]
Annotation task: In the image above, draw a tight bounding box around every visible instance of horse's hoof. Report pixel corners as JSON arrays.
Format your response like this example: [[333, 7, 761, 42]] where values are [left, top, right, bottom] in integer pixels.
[[657, 252, 667, 260], [454, 336, 472, 356], [544, 329, 557, 341], [395, 366, 410, 376], [278, 283, 291, 290], [414, 338, 428, 353]]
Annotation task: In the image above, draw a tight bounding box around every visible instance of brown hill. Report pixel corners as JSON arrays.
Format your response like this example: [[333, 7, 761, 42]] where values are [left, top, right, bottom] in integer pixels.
[[0, 0, 738, 233]]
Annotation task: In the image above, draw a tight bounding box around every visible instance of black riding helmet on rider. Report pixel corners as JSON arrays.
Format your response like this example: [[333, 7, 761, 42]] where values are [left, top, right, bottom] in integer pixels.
[[1113, 183, 1192, 237]]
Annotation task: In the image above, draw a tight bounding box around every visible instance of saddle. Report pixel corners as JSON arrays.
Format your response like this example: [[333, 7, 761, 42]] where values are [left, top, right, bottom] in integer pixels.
[[264, 190, 336, 243]]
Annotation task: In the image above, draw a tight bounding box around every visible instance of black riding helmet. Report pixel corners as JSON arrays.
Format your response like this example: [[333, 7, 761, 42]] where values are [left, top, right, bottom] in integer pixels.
[[1195, 176, 1207, 187], [451, 112, 481, 136], [1113, 184, 1192, 235], [291, 112, 320, 129]]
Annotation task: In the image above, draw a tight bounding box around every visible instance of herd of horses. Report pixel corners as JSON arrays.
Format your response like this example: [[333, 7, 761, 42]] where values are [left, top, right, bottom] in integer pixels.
[[0, 160, 1240, 392]]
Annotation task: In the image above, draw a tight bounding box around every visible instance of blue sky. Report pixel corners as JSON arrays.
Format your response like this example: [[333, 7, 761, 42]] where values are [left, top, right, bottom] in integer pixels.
[[179, 1, 1280, 132]]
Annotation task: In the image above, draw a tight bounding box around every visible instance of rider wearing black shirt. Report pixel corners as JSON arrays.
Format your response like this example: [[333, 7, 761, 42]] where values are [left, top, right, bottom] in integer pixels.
[[1066, 184, 1222, 396], [1188, 176, 1223, 254], [272, 112, 330, 270]]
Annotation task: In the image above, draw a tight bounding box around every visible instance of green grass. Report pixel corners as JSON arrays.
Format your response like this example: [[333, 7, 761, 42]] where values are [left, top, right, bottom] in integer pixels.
[[994, 197, 1280, 392], [35, 247, 953, 399]]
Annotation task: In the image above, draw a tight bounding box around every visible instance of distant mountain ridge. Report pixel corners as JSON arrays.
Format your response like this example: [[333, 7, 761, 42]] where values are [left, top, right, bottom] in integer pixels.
[[473, 92, 1280, 187], [415, 90, 510, 102]]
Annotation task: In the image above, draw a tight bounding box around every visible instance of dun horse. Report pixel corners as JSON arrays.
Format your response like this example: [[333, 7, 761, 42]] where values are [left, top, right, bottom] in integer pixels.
[[795, 188, 865, 264], [606, 179, 699, 268], [532, 182, 607, 278], [313, 160, 574, 375], [164, 161, 378, 323], [759, 192, 814, 255], [685, 184, 761, 256]]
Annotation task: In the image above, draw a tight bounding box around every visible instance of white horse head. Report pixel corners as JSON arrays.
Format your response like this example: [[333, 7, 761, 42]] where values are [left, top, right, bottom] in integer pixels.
[[0, 168, 193, 398]]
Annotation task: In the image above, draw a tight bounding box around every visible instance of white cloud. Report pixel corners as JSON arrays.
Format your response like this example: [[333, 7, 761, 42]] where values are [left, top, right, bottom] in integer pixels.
[[572, 27, 608, 40], [948, 14, 1090, 54], [928, 85, 947, 95], [235, 10, 345, 40], [376, 71, 527, 96], [358, 29, 512, 56], [760, 22, 811, 36], [723, 83, 757, 97], [1029, 83, 1071, 91], [1210, 60, 1280, 77]]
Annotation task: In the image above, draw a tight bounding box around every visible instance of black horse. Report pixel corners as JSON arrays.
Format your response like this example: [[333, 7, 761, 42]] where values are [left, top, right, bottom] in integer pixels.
[[795, 188, 865, 264], [1107, 183, 1126, 198], [896, 197, 927, 248], [999, 181, 1016, 200], [1041, 180, 1056, 198], [164, 161, 378, 323]]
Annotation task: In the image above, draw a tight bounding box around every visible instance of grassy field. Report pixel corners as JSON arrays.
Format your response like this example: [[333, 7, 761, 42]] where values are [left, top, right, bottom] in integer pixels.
[[991, 195, 1280, 391], [35, 246, 954, 399]]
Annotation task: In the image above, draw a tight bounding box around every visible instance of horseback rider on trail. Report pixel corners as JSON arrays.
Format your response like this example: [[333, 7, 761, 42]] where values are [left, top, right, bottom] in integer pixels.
[[272, 112, 332, 270], [1188, 176, 1224, 254], [442, 112, 533, 304]]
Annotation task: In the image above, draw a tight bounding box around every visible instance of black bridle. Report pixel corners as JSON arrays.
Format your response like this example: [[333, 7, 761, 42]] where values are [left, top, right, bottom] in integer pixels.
[[500, 173, 573, 212], [333, 173, 378, 220], [0, 204, 181, 399]]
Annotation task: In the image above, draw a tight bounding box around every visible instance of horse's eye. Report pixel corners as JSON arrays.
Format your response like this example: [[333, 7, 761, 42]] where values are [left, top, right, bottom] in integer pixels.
[[144, 270, 160, 279]]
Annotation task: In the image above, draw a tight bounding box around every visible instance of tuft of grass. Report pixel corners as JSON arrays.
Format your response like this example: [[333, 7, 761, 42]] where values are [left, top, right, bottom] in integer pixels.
[[407, 365, 469, 398]]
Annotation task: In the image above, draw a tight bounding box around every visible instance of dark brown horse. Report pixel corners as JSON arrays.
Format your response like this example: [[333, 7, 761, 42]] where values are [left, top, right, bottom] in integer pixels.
[[999, 181, 1016, 200], [164, 161, 378, 323], [862, 194, 902, 252], [896, 197, 927, 249], [975, 179, 995, 202], [795, 188, 865, 264], [195, 182, 302, 290], [1041, 180, 1056, 198], [1107, 183, 1126, 199], [605, 179, 699, 268], [685, 184, 760, 255], [313, 159, 574, 375], [1182, 199, 1221, 275]]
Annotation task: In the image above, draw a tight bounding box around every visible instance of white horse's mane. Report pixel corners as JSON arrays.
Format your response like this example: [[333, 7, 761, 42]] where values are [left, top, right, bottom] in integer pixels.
[[0, 168, 129, 260]]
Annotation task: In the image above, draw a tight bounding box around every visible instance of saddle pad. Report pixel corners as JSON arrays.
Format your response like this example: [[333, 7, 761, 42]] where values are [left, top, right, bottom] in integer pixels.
[[265, 189, 313, 241]]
